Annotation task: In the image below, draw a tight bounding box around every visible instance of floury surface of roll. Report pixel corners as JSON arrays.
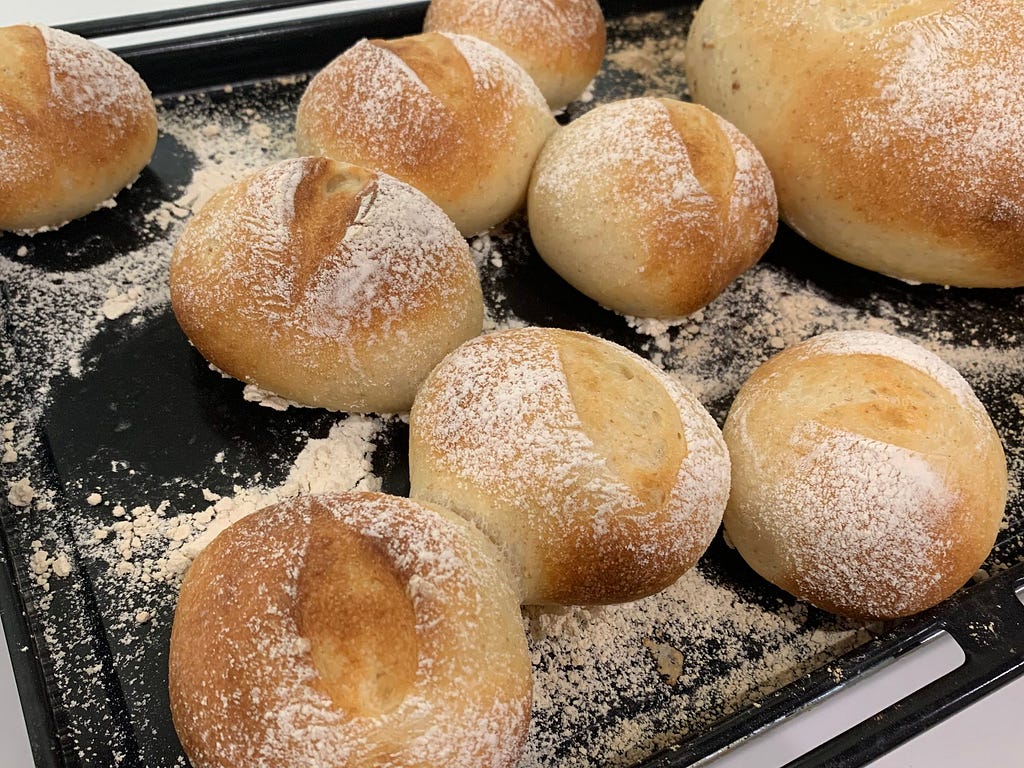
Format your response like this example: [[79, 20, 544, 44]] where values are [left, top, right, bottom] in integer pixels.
[[423, 0, 606, 109], [295, 31, 557, 235], [527, 97, 777, 319], [722, 330, 1007, 621], [169, 156, 483, 414], [0, 24, 157, 233], [169, 492, 532, 768], [409, 327, 731, 606], [685, 0, 1024, 287]]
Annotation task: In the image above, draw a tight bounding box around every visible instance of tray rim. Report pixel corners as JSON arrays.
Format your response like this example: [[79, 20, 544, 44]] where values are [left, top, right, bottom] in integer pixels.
[[2, 1, 1023, 766]]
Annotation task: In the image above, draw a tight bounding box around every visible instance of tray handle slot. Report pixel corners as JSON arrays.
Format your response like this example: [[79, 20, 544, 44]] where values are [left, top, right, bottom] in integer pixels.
[[782, 578, 1024, 768], [681, 630, 965, 768], [638, 563, 1024, 768]]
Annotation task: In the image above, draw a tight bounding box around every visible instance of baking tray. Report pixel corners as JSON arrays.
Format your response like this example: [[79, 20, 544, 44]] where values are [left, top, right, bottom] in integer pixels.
[[1, 1, 1022, 766]]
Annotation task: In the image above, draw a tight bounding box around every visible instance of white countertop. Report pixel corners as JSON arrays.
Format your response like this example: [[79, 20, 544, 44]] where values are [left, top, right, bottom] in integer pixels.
[[1, 2, 1021, 766]]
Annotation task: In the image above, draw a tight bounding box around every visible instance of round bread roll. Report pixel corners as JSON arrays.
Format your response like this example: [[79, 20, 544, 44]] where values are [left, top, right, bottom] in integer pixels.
[[423, 0, 606, 110], [722, 330, 1007, 621], [169, 156, 483, 413], [685, 0, 1024, 287], [0, 24, 157, 233], [169, 491, 532, 768], [527, 97, 777, 318], [409, 326, 731, 605], [295, 32, 557, 236]]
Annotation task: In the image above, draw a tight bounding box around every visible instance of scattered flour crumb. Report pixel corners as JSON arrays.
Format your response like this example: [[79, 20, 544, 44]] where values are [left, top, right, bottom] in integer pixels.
[[27, 542, 72, 588], [87, 415, 382, 586], [8, 478, 34, 507], [29, 547, 50, 576], [101, 285, 143, 320], [1011, 392, 1024, 418], [249, 121, 272, 141], [2, 422, 17, 463], [52, 554, 72, 578], [241, 384, 302, 411]]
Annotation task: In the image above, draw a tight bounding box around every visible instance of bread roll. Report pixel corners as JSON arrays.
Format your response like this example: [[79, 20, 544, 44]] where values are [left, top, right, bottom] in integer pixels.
[[295, 32, 557, 236], [169, 156, 483, 413], [409, 326, 731, 605], [723, 330, 1007, 621], [527, 97, 777, 318], [169, 491, 532, 768], [423, 0, 606, 109], [0, 24, 157, 233], [685, 0, 1024, 287]]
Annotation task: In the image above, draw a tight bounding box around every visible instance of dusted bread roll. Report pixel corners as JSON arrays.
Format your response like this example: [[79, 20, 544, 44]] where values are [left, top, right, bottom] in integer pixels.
[[169, 492, 532, 768], [723, 331, 1007, 621], [0, 24, 157, 233], [527, 98, 777, 318], [169, 157, 483, 413], [295, 32, 557, 235], [423, 0, 606, 110], [409, 327, 731, 605], [685, 0, 1024, 287]]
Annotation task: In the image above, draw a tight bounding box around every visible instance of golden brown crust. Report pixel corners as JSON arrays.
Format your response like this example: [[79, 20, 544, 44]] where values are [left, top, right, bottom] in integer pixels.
[[321, 34, 473, 193], [527, 98, 777, 318], [169, 492, 532, 768], [295, 32, 557, 235], [0, 25, 157, 232], [423, 0, 606, 109], [169, 156, 483, 413], [408, 327, 730, 605], [685, 0, 1024, 286], [722, 331, 1007, 620], [295, 523, 419, 716]]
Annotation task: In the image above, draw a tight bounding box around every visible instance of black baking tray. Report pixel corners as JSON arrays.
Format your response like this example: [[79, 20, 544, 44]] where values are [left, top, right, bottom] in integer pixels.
[[1, 1, 1022, 766]]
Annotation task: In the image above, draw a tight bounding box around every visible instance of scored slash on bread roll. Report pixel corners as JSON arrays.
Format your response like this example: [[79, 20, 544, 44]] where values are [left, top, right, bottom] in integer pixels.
[[169, 491, 533, 768], [409, 326, 731, 605], [169, 156, 483, 414], [295, 31, 558, 236], [685, 0, 1024, 287], [527, 97, 777, 319], [722, 330, 1008, 621], [0, 24, 158, 233], [423, 0, 606, 110]]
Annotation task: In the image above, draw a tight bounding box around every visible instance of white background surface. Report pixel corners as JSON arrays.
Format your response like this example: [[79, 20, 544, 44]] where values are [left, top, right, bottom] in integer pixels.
[[1, 2, 1021, 766]]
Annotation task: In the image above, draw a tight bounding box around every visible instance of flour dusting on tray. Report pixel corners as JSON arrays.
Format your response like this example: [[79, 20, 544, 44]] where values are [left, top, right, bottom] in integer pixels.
[[0, 9, 1021, 768]]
